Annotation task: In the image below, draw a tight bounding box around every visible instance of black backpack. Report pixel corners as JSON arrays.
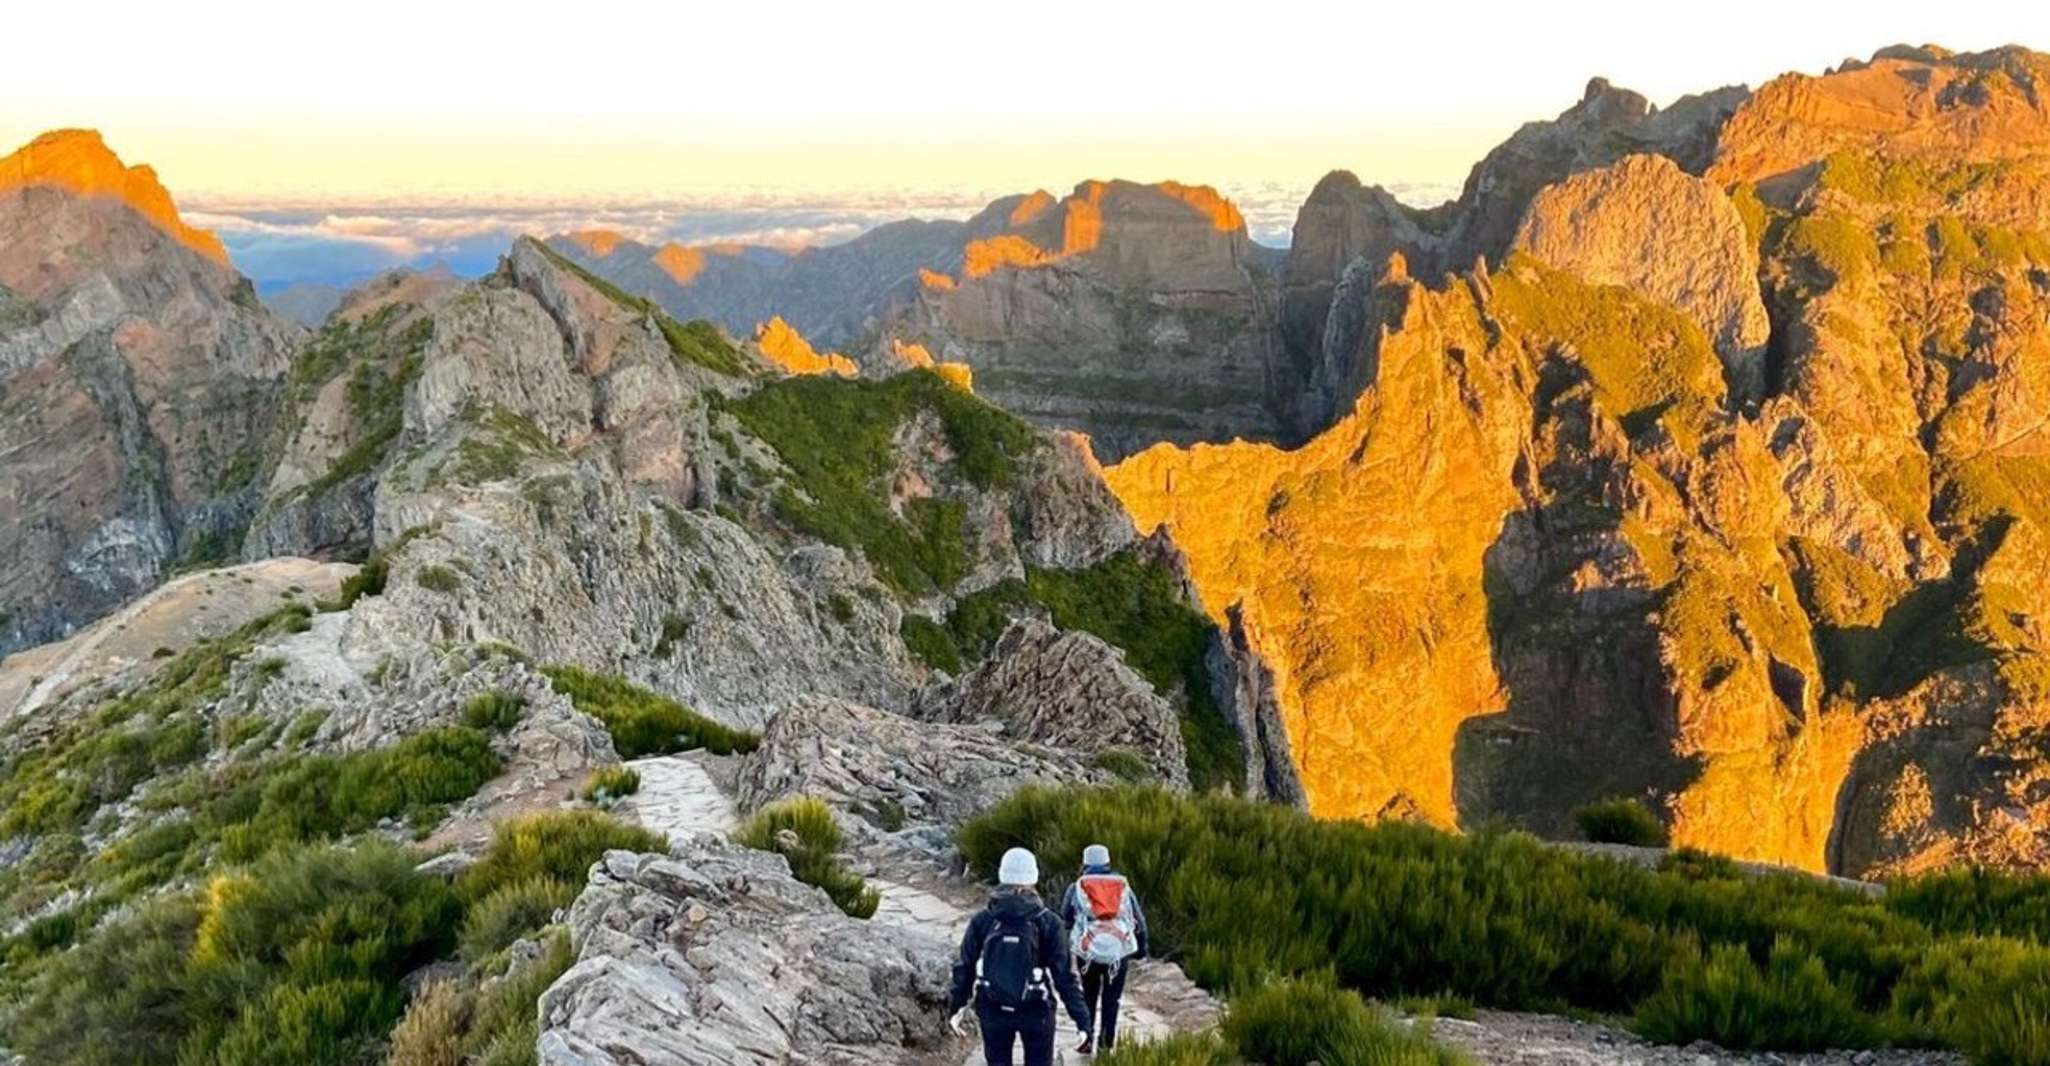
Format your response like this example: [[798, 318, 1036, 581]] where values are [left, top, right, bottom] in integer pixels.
[[974, 908, 1050, 1012]]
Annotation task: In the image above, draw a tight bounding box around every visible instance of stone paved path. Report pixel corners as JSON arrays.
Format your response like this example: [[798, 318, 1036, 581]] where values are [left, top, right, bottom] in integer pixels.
[[614, 751, 1218, 1065], [615, 752, 737, 839]]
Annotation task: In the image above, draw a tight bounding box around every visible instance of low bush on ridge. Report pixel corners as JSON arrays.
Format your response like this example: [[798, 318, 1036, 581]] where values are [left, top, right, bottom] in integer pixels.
[[960, 785, 2050, 1061], [1572, 796, 1669, 847], [541, 665, 757, 758], [735, 796, 880, 918], [1099, 975, 1465, 1066]]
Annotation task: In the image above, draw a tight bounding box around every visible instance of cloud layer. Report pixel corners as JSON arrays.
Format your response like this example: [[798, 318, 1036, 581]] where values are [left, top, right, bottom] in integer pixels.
[[190, 182, 1462, 292]]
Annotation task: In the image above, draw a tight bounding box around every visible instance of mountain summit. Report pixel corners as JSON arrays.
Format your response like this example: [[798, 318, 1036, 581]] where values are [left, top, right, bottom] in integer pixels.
[[0, 129, 228, 265]]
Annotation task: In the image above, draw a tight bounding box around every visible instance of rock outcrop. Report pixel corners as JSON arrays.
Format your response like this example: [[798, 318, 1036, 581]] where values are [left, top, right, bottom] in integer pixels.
[[883, 180, 1289, 461], [1510, 153, 1772, 400], [546, 218, 974, 352], [1108, 45, 2050, 877], [0, 130, 301, 655], [735, 695, 1105, 828], [912, 618, 1190, 788], [537, 838, 951, 1066]]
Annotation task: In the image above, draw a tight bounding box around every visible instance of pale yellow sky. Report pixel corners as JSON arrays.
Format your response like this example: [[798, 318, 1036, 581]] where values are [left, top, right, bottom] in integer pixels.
[[4, 0, 2045, 201]]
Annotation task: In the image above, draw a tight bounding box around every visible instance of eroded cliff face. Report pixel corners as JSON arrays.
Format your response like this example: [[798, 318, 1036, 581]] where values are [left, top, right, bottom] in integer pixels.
[[0, 131, 301, 655], [1111, 45, 2050, 877], [884, 179, 1288, 462]]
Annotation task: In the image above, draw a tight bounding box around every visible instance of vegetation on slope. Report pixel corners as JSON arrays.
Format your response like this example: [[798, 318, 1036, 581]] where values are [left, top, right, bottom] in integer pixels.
[[528, 240, 754, 376], [734, 796, 880, 918], [961, 785, 2050, 1061], [541, 665, 758, 757], [722, 369, 1040, 595], [1101, 975, 1467, 1066], [3, 806, 660, 1066]]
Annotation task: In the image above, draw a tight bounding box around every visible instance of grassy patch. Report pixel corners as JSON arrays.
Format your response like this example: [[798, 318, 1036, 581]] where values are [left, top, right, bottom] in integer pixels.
[[1490, 254, 1724, 440], [1222, 975, 1467, 1066], [959, 785, 2050, 1058], [899, 613, 962, 673], [723, 370, 1039, 595], [734, 796, 880, 919], [462, 691, 525, 732], [436, 406, 563, 486], [452, 810, 665, 962], [581, 765, 641, 806], [1572, 797, 1668, 847], [541, 665, 757, 758], [415, 565, 463, 593]]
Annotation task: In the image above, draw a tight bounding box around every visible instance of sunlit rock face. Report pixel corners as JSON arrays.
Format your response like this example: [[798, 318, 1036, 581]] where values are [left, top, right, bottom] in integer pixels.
[[887, 179, 1288, 462], [1110, 45, 2050, 878], [0, 130, 300, 655]]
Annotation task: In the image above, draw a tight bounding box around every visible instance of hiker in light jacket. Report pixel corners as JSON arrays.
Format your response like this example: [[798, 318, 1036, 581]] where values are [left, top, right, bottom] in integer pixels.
[[1060, 843, 1149, 1055], [947, 847, 1092, 1066]]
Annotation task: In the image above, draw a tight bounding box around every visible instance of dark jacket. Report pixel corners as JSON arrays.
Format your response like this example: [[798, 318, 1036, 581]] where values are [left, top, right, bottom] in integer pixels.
[[947, 887, 1091, 1028], [1059, 866, 1150, 960]]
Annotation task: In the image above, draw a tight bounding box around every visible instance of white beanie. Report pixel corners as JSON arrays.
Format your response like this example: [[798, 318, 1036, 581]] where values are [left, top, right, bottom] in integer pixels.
[[998, 847, 1040, 886], [1082, 844, 1110, 867]]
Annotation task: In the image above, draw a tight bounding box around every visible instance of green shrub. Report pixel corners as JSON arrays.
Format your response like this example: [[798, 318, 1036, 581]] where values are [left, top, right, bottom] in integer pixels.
[[735, 796, 880, 919], [581, 765, 641, 805], [463, 691, 526, 732], [900, 614, 962, 673], [956, 785, 2050, 1060], [459, 877, 570, 961], [319, 525, 431, 611], [1223, 975, 1466, 1066], [456, 810, 665, 907], [1097, 1033, 1239, 1066], [1634, 940, 1879, 1050], [1572, 797, 1669, 847], [6, 841, 459, 1066], [1093, 749, 1156, 783], [219, 727, 500, 861], [1887, 867, 2050, 943], [385, 929, 575, 1066], [541, 665, 758, 757], [415, 565, 463, 593]]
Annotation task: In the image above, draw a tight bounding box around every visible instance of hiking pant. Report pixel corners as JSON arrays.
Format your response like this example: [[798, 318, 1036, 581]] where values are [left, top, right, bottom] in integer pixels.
[[1080, 960, 1128, 1049], [976, 1003, 1055, 1066]]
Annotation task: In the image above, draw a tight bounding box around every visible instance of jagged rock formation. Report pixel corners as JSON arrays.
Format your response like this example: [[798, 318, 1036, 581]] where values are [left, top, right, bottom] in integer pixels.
[[537, 838, 952, 1066], [736, 695, 1109, 828], [753, 315, 857, 376], [912, 618, 1190, 789], [1109, 45, 2050, 877], [546, 219, 974, 351], [883, 180, 1288, 461], [0, 130, 301, 655]]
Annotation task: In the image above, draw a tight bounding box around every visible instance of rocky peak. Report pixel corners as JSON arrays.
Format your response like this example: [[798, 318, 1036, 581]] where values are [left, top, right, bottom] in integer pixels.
[[1708, 45, 2050, 197], [0, 129, 227, 266], [1510, 152, 1771, 401], [753, 316, 856, 377]]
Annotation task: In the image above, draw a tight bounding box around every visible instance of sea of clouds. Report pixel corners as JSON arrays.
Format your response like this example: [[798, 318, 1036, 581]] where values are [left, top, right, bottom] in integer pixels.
[[186, 181, 1461, 295]]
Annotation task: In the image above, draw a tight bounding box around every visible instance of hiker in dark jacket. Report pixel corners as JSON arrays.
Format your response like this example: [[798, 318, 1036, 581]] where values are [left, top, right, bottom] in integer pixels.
[[947, 847, 1092, 1066], [1059, 844, 1148, 1054]]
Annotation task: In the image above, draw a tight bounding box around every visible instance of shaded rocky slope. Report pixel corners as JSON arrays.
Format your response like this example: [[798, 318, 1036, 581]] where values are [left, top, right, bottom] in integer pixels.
[[0, 130, 302, 656], [1110, 44, 2050, 878]]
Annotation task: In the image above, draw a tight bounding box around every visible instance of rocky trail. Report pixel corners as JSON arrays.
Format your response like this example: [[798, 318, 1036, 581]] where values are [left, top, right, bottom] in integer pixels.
[[610, 751, 1219, 1065]]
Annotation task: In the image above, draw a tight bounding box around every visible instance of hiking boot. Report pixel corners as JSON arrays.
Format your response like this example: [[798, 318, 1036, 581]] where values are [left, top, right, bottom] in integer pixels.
[[1076, 1034, 1094, 1055]]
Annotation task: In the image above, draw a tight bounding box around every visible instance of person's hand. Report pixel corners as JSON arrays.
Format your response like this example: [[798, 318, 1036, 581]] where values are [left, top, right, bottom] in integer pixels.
[[948, 1008, 969, 1036]]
